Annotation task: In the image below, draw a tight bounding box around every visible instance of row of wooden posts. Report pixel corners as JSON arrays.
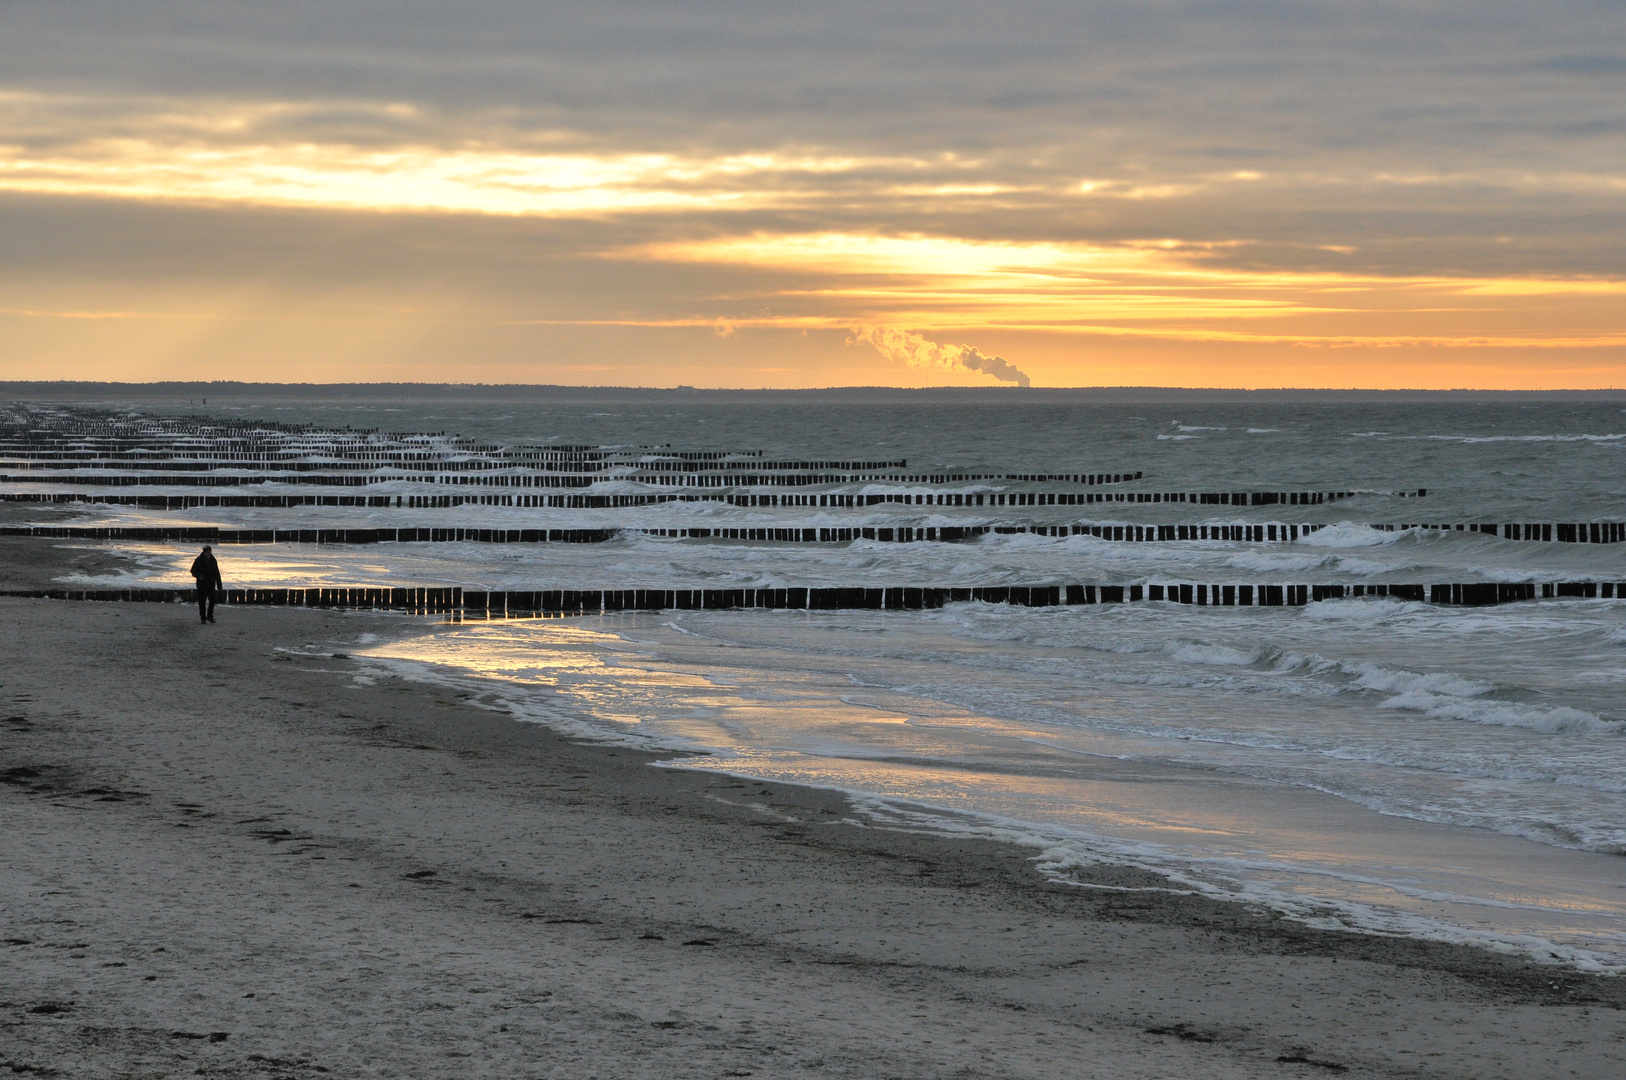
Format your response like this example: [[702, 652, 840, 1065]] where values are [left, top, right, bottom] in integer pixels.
[[5, 484, 1395, 510], [3, 581, 1620, 612], [6, 520, 1624, 545], [4, 488, 1405, 511]]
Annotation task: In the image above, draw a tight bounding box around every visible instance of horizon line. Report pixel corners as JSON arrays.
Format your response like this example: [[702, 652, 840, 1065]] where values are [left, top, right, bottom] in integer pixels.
[[5, 381, 1625, 396]]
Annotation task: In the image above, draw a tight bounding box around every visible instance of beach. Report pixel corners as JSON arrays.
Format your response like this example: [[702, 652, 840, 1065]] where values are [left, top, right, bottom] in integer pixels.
[[4, 579, 1624, 1079], [7, 0, 1626, 1065]]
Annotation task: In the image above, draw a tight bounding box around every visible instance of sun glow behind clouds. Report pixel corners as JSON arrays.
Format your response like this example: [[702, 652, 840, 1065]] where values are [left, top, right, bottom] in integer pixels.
[[0, 93, 951, 214], [0, 139, 877, 215], [628, 232, 1626, 350], [3, 89, 1625, 384]]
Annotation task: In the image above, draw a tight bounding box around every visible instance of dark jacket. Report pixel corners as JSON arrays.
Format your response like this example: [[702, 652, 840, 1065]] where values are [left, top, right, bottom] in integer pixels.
[[190, 551, 222, 590]]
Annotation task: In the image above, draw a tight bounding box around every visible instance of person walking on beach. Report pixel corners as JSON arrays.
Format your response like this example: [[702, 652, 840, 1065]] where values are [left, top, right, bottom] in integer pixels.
[[191, 545, 222, 624]]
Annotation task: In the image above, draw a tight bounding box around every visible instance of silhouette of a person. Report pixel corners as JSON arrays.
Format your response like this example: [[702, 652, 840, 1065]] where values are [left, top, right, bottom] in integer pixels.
[[191, 545, 223, 624]]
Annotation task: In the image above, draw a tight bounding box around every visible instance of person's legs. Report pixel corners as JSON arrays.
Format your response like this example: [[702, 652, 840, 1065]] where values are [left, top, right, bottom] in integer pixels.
[[205, 587, 217, 622], [198, 586, 213, 622]]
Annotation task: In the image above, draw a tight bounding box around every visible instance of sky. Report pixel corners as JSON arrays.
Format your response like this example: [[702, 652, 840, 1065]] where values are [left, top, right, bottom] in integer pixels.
[[2, 2, 1624, 389]]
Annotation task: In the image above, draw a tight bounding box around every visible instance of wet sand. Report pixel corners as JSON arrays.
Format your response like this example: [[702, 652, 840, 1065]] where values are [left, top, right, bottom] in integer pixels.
[[3, 589, 1625, 1078], [0, 526, 143, 592]]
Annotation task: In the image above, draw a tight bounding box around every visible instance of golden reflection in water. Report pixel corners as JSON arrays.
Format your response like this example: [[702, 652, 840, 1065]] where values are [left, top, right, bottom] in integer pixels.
[[361, 622, 736, 733], [367, 623, 622, 684], [349, 616, 1626, 945], [365, 619, 1273, 845], [108, 544, 404, 587]]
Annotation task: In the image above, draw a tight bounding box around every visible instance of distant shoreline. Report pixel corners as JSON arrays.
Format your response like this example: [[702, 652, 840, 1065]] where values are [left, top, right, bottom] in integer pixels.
[[5, 381, 1626, 404]]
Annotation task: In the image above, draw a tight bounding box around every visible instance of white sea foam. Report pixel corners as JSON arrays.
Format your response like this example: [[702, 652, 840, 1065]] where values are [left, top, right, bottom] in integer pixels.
[[1349, 430, 1626, 444], [1165, 641, 1266, 666], [1298, 521, 1401, 548], [1300, 597, 1423, 622], [1329, 555, 1422, 577], [1376, 691, 1612, 734], [1423, 433, 1626, 444], [1223, 550, 1335, 573], [1346, 662, 1493, 699]]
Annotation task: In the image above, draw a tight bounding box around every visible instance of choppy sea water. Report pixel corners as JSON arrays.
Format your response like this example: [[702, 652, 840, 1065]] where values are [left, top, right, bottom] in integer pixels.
[[16, 395, 1626, 969]]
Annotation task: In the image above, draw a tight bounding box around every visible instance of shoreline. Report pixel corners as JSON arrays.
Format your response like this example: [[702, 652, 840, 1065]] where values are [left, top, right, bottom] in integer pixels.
[[360, 606, 1626, 974], [4, 595, 1625, 1077], [7, 528, 1626, 965]]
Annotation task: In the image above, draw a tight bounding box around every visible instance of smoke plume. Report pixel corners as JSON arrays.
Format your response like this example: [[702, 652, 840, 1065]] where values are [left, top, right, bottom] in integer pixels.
[[848, 326, 1030, 387]]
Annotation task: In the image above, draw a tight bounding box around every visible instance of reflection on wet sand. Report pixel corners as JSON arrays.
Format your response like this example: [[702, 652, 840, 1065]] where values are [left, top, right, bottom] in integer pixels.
[[356, 609, 1626, 970]]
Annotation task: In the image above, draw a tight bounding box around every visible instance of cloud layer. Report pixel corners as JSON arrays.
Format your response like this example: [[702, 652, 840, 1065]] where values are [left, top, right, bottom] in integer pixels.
[[1, 3, 1623, 386]]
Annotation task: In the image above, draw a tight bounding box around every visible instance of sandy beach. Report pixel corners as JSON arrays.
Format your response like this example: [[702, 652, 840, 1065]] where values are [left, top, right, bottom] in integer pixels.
[[9, 0, 1626, 1067], [3, 557, 1625, 1078]]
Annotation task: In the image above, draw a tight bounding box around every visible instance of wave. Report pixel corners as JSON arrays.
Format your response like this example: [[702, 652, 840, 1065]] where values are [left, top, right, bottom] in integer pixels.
[[1376, 691, 1612, 734], [1346, 662, 1491, 698], [1164, 641, 1267, 667], [1427, 433, 1626, 444], [1223, 550, 1339, 573], [1355, 432, 1626, 444], [1300, 597, 1428, 622], [346, 604, 1626, 967], [1298, 522, 1404, 548], [1213, 646, 1616, 735], [840, 792, 1626, 974], [1168, 642, 1615, 733]]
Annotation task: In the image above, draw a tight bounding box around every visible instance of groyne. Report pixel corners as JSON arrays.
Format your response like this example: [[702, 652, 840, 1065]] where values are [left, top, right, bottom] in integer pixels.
[[4, 580, 1619, 613]]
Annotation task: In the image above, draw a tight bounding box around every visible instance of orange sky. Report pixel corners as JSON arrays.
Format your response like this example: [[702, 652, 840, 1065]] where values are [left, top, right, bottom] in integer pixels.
[[3, 6, 1623, 388]]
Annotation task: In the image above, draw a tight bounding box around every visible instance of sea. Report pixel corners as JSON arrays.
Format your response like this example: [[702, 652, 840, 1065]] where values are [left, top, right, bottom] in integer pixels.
[[11, 392, 1626, 970]]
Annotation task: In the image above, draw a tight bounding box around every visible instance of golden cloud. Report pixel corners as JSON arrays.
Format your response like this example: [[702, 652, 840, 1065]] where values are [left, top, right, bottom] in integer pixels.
[[622, 232, 1626, 349]]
